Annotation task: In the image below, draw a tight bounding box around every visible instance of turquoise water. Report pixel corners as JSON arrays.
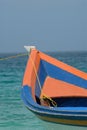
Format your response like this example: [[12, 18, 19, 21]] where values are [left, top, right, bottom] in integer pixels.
[[0, 52, 87, 130]]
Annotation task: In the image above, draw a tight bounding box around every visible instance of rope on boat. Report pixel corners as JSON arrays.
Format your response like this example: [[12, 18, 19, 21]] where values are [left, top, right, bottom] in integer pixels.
[[0, 53, 28, 61], [30, 54, 57, 107], [42, 95, 57, 107], [29, 55, 42, 91], [0, 52, 57, 107]]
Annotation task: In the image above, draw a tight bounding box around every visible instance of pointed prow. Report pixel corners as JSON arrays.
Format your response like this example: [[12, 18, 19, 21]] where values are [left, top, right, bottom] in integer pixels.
[[24, 46, 36, 54]]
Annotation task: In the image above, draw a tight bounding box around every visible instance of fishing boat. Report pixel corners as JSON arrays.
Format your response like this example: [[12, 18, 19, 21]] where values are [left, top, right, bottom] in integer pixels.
[[21, 46, 87, 126]]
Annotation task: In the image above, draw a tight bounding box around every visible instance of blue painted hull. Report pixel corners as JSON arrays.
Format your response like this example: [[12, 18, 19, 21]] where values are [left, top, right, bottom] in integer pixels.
[[22, 86, 87, 126], [22, 49, 87, 126]]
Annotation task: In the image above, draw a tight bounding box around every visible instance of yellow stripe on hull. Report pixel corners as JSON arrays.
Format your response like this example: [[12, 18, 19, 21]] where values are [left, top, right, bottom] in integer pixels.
[[37, 115, 87, 126]]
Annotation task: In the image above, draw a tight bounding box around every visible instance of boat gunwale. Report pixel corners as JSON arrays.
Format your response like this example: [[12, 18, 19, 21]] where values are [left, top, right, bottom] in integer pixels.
[[22, 86, 87, 115]]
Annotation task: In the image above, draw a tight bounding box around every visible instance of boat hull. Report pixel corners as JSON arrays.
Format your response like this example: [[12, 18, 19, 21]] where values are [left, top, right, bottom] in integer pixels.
[[22, 85, 87, 127], [37, 115, 87, 126], [22, 48, 87, 126]]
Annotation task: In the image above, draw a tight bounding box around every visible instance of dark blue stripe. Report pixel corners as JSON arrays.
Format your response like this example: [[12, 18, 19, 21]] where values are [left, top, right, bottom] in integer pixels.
[[41, 60, 87, 89]]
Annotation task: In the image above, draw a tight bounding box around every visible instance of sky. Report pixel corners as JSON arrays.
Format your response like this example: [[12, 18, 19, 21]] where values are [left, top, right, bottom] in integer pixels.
[[0, 0, 87, 52]]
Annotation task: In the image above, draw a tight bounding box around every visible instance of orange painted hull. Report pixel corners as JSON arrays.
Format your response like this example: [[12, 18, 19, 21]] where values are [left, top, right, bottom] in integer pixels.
[[22, 48, 87, 126]]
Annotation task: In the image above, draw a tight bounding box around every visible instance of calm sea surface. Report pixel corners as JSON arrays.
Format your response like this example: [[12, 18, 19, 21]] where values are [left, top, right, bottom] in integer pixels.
[[0, 52, 87, 130]]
